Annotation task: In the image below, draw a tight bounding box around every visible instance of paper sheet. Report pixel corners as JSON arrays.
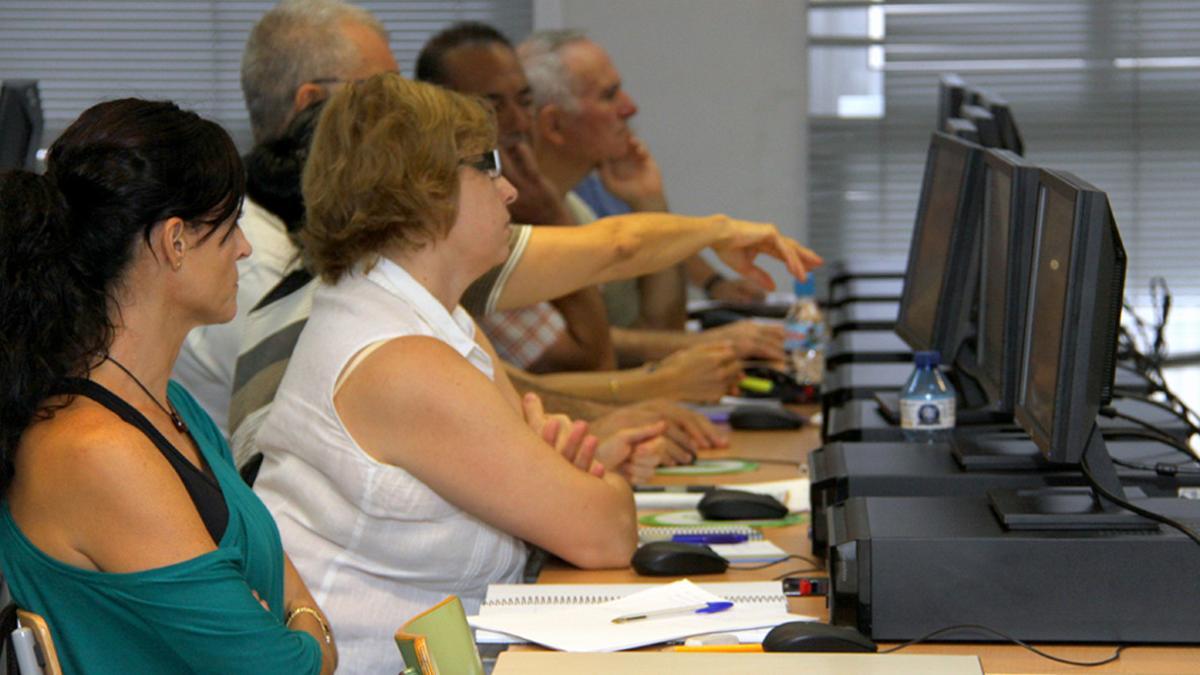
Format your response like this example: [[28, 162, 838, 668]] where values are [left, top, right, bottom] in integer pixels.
[[469, 579, 810, 652]]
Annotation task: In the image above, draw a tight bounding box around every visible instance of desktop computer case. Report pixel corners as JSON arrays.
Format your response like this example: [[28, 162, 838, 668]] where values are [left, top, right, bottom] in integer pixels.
[[827, 496, 1200, 643]]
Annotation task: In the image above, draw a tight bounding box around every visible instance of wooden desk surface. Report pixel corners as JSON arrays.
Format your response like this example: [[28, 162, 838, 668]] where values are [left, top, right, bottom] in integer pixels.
[[534, 410, 1200, 675]]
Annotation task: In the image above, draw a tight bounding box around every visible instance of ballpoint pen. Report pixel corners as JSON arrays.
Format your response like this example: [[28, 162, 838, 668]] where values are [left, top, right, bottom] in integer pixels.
[[632, 485, 718, 493], [611, 601, 734, 624], [671, 533, 749, 544]]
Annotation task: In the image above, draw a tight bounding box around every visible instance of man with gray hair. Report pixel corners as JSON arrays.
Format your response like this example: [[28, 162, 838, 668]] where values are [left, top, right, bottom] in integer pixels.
[[241, 0, 397, 143], [520, 29, 788, 364], [173, 0, 398, 432]]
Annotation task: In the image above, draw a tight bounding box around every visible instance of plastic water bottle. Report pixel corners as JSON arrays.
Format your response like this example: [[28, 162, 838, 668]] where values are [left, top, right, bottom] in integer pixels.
[[900, 350, 956, 442], [785, 279, 825, 385]]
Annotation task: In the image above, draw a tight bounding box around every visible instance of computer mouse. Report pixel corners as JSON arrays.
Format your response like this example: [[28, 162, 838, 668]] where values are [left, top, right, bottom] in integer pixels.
[[630, 541, 730, 576], [763, 621, 878, 653], [698, 489, 790, 521], [729, 405, 804, 431]]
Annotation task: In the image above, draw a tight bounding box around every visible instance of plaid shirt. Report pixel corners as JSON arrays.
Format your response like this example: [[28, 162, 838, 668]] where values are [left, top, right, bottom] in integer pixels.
[[478, 302, 567, 369]]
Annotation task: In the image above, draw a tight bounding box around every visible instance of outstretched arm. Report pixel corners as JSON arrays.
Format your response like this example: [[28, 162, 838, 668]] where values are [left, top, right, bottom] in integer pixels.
[[496, 214, 822, 311]]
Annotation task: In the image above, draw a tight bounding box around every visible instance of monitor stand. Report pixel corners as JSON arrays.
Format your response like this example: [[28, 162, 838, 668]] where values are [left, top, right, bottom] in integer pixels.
[[987, 423, 1155, 530]]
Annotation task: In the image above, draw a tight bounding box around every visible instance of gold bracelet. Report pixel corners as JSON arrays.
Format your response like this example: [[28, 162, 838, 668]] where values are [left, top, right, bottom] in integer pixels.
[[608, 377, 620, 402], [286, 605, 333, 646]]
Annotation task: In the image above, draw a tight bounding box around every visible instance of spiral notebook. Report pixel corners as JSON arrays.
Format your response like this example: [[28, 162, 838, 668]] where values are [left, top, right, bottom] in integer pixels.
[[473, 580, 802, 648]]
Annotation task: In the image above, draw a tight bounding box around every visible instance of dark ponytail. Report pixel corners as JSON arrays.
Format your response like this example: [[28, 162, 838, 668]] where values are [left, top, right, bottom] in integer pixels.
[[0, 98, 245, 492]]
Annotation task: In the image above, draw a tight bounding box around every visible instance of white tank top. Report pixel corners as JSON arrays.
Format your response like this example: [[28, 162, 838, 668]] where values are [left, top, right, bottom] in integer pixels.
[[253, 258, 527, 675]]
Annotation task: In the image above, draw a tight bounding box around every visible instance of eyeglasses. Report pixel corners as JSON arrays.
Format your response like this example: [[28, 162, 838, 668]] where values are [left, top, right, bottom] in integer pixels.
[[460, 149, 503, 179]]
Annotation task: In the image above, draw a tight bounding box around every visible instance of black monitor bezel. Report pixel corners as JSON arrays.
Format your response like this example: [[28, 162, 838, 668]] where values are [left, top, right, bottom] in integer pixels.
[[895, 131, 986, 362], [1014, 169, 1126, 464], [936, 73, 967, 130], [976, 89, 1026, 156], [0, 79, 44, 172], [974, 149, 1040, 412], [960, 104, 1002, 148], [942, 117, 980, 144]]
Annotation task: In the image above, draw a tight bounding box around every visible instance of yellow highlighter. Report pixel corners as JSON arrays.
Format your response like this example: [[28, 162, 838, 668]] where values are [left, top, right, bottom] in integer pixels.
[[738, 376, 774, 394], [671, 643, 765, 653]]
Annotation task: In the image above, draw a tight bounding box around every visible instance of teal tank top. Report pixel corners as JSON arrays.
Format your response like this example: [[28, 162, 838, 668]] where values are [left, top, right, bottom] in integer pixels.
[[0, 382, 321, 674]]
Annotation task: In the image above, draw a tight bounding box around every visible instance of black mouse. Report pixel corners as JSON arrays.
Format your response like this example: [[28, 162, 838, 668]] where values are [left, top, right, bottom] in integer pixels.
[[729, 405, 804, 431], [698, 489, 789, 521], [630, 541, 730, 576], [763, 621, 877, 653]]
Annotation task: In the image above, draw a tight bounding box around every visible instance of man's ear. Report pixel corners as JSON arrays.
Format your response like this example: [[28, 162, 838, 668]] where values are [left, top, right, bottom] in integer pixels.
[[293, 83, 327, 117], [535, 103, 569, 148]]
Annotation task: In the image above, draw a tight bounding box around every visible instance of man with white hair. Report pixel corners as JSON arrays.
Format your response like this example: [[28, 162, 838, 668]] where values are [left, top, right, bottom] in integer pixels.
[[520, 29, 788, 364]]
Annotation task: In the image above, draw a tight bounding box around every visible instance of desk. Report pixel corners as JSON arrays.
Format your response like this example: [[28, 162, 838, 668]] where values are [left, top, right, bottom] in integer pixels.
[[531, 410, 1200, 675]]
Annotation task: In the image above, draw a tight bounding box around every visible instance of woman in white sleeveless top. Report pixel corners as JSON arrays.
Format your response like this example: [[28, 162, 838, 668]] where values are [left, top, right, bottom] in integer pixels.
[[252, 75, 661, 674]]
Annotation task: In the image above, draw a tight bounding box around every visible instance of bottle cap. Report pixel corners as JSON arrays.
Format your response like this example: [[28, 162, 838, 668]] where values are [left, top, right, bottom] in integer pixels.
[[913, 350, 941, 368], [793, 278, 816, 297]]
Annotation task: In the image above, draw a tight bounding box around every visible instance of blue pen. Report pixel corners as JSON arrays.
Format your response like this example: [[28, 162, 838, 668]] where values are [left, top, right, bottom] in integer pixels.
[[611, 601, 734, 624], [672, 533, 749, 545]]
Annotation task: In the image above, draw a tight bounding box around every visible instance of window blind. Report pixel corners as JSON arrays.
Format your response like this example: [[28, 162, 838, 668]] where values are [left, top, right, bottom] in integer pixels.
[[808, 0, 1200, 311], [0, 1, 533, 151]]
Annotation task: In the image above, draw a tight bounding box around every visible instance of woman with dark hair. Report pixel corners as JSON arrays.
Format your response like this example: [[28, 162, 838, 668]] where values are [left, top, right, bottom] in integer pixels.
[[0, 98, 335, 673]]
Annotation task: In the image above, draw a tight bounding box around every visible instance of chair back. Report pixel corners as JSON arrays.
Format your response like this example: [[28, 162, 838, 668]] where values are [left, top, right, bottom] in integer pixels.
[[394, 595, 483, 675], [2, 607, 61, 675]]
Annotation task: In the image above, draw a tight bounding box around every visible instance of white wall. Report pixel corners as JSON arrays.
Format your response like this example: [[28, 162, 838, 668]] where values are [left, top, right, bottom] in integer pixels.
[[534, 0, 809, 289]]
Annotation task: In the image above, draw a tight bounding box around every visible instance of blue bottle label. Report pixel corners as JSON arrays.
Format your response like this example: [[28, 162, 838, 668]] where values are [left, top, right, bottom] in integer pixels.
[[900, 398, 955, 430]]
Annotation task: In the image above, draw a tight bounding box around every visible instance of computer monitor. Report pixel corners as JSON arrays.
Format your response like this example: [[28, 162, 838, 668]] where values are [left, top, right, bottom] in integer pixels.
[[936, 73, 968, 130], [960, 104, 1002, 148], [977, 89, 1025, 156], [990, 169, 1146, 530], [942, 117, 980, 144], [974, 149, 1041, 412], [0, 80, 44, 171], [1016, 170, 1125, 464], [894, 132, 985, 364]]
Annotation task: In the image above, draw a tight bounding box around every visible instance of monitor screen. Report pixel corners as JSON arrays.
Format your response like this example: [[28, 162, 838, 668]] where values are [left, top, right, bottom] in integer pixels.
[[975, 149, 1039, 410], [895, 132, 984, 358], [1015, 170, 1125, 463], [977, 165, 1013, 389], [0, 80, 43, 171], [900, 141, 966, 348], [1020, 182, 1073, 443]]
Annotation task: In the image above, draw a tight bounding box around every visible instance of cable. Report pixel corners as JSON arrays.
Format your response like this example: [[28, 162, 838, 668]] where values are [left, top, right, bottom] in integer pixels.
[[1099, 410, 1199, 462], [1113, 392, 1200, 438], [728, 554, 818, 572], [771, 566, 822, 580], [1109, 456, 1200, 477], [1081, 453, 1200, 548], [878, 623, 1127, 667]]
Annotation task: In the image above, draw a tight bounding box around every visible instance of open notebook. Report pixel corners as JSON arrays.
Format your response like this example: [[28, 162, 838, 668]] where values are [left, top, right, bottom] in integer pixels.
[[471, 580, 810, 651]]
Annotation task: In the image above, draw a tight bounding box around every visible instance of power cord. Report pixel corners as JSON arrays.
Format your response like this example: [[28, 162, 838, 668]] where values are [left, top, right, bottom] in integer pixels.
[[1080, 453, 1200, 547], [878, 623, 1127, 667], [1099, 410, 1199, 462], [728, 554, 819, 572], [1113, 391, 1200, 438]]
